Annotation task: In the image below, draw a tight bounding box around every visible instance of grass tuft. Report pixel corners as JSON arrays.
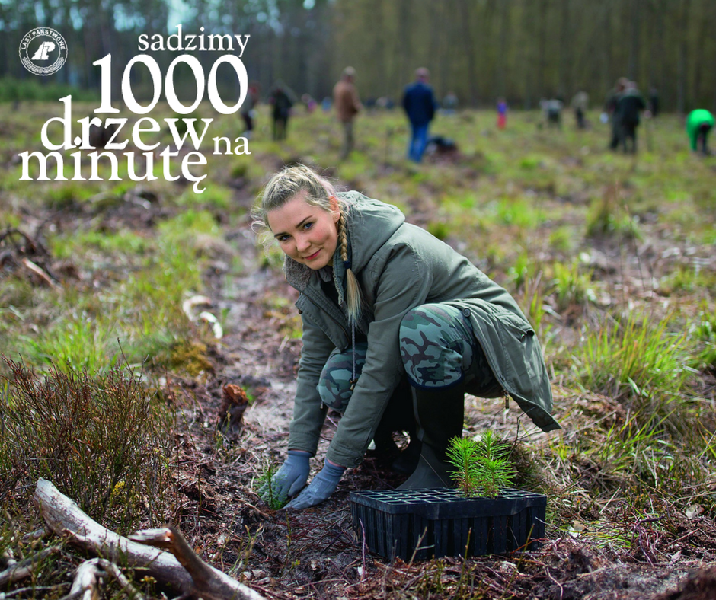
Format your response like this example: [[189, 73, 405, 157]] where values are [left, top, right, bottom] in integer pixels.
[[577, 314, 690, 396], [691, 304, 716, 371], [575, 312, 693, 432], [586, 185, 642, 240]]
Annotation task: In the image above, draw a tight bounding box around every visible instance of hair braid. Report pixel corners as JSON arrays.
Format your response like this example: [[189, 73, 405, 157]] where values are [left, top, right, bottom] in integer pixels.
[[338, 213, 349, 263], [338, 212, 362, 325]]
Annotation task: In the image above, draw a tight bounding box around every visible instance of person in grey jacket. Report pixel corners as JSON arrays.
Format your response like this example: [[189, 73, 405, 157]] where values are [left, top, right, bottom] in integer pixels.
[[253, 164, 559, 510]]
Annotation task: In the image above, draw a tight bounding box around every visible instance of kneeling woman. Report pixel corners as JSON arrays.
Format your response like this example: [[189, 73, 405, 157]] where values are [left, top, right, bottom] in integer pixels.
[[254, 165, 560, 510]]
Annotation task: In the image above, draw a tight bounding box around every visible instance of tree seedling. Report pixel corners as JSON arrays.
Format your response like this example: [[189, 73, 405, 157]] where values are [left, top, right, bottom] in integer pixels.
[[446, 432, 516, 498], [256, 460, 288, 510]]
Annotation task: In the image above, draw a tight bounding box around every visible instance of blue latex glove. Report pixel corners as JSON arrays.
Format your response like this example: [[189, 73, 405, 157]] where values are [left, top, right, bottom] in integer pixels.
[[285, 459, 346, 510], [259, 450, 310, 505]]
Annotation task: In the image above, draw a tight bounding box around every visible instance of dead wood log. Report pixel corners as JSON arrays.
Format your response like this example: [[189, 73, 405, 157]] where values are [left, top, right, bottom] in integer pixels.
[[0, 545, 61, 587], [34, 479, 191, 592], [34, 479, 265, 600]]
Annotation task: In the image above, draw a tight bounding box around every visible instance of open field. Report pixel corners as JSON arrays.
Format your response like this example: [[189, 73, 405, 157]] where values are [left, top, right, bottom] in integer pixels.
[[1, 101, 715, 599]]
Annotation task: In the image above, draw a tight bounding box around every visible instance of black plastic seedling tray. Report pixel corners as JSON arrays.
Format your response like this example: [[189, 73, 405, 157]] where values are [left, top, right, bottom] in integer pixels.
[[350, 488, 546, 561]]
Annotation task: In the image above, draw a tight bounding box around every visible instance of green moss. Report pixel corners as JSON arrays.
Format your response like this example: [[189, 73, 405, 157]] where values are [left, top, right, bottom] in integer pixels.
[[167, 340, 213, 376]]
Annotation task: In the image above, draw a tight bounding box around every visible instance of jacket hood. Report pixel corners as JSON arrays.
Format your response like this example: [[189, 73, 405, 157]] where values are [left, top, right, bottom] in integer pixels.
[[284, 191, 405, 292]]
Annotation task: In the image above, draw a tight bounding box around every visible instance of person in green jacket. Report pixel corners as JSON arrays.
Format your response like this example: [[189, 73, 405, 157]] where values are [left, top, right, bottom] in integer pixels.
[[253, 164, 560, 510], [686, 109, 714, 156]]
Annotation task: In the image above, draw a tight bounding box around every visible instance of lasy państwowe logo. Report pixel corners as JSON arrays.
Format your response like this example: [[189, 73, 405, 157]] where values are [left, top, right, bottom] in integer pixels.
[[19, 28, 68, 76]]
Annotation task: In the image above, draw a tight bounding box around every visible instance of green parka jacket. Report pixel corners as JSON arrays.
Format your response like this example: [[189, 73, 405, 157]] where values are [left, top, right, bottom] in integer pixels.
[[285, 192, 560, 468]]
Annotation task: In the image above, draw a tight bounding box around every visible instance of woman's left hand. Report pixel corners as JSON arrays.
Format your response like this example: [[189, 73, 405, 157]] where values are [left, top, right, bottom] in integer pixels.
[[285, 459, 346, 509]]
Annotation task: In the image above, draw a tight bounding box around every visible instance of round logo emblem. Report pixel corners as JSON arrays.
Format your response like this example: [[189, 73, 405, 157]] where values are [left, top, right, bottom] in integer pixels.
[[19, 28, 68, 76]]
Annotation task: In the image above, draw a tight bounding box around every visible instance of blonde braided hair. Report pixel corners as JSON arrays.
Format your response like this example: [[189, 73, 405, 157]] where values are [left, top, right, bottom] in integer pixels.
[[252, 164, 363, 325], [337, 212, 362, 325]]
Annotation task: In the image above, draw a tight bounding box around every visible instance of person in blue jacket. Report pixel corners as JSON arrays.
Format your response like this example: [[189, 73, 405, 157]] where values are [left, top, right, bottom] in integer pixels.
[[402, 68, 436, 163]]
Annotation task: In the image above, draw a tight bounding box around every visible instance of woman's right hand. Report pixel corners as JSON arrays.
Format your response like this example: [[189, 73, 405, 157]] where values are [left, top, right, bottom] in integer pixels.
[[259, 450, 311, 505]]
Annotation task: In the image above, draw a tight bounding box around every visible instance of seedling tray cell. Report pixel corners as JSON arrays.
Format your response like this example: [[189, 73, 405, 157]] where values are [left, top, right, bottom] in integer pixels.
[[350, 488, 546, 561]]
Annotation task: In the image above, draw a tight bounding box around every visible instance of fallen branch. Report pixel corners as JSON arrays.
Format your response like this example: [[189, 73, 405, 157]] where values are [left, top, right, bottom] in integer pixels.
[[0, 228, 48, 255], [67, 560, 102, 600], [130, 528, 265, 600], [0, 545, 61, 587], [21, 258, 58, 289], [90, 559, 144, 600], [60, 558, 146, 600], [22, 527, 49, 542], [1, 584, 70, 598], [34, 479, 265, 600], [34, 479, 191, 592]]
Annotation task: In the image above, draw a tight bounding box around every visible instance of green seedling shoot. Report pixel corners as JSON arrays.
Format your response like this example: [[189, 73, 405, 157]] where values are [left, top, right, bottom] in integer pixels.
[[447, 432, 517, 498], [256, 460, 288, 510]]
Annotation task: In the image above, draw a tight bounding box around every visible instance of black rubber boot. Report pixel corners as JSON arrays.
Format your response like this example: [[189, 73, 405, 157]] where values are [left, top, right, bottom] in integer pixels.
[[370, 377, 421, 474], [397, 384, 466, 490]]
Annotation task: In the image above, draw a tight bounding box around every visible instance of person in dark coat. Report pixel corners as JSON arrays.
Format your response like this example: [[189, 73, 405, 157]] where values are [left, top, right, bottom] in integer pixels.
[[649, 87, 660, 118], [606, 78, 628, 150], [240, 84, 259, 139], [270, 85, 293, 141], [401, 68, 436, 163], [540, 98, 563, 128], [616, 81, 646, 154], [571, 91, 589, 130]]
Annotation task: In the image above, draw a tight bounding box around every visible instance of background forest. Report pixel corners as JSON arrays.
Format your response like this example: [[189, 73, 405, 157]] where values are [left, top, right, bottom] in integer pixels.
[[1, 0, 716, 111]]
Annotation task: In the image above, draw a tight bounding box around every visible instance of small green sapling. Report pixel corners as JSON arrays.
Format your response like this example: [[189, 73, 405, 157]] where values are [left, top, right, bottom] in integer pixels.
[[256, 460, 288, 510], [446, 431, 517, 497]]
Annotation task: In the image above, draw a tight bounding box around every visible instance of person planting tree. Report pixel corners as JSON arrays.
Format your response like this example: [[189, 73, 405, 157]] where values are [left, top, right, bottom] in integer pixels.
[[686, 109, 714, 156], [253, 164, 560, 510]]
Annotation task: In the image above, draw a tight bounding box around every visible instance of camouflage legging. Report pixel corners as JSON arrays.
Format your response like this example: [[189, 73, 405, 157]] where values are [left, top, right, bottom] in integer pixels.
[[317, 303, 499, 412]]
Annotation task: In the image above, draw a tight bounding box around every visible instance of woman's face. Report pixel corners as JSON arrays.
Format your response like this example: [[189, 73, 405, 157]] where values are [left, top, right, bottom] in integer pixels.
[[267, 189, 340, 270]]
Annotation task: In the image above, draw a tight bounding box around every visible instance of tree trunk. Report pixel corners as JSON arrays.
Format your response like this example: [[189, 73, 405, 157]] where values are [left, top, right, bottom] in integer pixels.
[[397, 0, 412, 93], [604, 0, 613, 91], [522, 0, 534, 108], [498, 0, 510, 97], [677, 0, 692, 114], [559, 0, 571, 97], [537, 0, 548, 97], [691, 3, 708, 107], [459, 0, 479, 105], [628, 0, 641, 81]]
